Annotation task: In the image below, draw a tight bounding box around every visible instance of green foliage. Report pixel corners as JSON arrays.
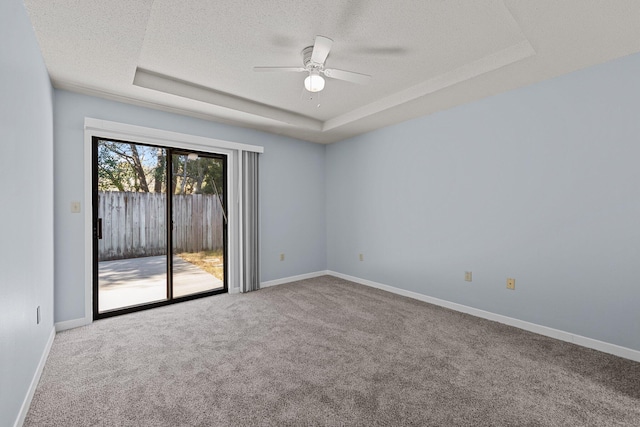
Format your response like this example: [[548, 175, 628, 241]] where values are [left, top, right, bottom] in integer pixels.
[[173, 155, 223, 195], [97, 146, 129, 191], [97, 140, 223, 199], [97, 141, 159, 192]]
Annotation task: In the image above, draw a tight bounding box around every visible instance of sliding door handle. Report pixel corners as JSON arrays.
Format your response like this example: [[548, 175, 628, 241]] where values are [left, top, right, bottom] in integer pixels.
[[96, 218, 102, 240]]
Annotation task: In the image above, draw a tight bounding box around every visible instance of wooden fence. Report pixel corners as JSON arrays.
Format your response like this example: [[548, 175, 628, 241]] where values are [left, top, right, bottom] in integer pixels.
[[98, 191, 224, 261]]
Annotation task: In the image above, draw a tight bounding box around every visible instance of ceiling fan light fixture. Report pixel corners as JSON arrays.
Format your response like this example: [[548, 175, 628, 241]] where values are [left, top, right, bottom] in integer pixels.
[[304, 69, 325, 92]]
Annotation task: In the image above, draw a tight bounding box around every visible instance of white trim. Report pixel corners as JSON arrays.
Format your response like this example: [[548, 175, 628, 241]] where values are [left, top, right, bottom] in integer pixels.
[[327, 271, 640, 363], [323, 40, 536, 131], [132, 68, 323, 130], [261, 270, 329, 288], [84, 118, 263, 153], [84, 118, 259, 319], [55, 317, 92, 332], [83, 127, 94, 327], [14, 327, 55, 427]]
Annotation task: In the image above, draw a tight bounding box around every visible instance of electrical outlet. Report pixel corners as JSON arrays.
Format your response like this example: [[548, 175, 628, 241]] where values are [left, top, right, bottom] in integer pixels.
[[507, 278, 516, 290], [36, 306, 41, 324], [359, 253, 364, 262], [279, 253, 285, 261], [465, 271, 472, 282]]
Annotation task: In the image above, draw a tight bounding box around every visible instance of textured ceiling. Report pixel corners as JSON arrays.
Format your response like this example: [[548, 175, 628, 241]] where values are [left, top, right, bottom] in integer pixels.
[[24, 0, 640, 144]]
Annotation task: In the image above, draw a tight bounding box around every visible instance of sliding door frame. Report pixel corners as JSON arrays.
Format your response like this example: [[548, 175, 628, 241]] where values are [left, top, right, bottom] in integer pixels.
[[92, 137, 228, 319], [169, 148, 229, 303], [83, 118, 264, 326]]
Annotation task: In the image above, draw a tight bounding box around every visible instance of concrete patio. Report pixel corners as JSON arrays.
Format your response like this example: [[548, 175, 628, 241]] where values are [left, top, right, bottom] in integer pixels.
[[98, 255, 223, 312]]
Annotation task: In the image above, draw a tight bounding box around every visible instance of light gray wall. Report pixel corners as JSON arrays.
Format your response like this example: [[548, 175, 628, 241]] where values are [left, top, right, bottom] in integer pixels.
[[0, 1, 55, 425], [54, 90, 326, 323], [326, 52, 640, 352]]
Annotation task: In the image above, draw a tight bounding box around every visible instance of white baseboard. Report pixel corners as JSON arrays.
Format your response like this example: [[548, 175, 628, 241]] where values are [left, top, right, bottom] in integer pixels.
[[327, 271, 640, 363], [261, 270, 329, 289], [14, 326, 55, 427], [55, 316, 91, 332]]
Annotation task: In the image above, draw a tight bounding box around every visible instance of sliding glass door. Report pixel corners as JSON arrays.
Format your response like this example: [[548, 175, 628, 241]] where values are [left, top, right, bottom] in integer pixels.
[[93, 138, 226, 319], [171, 152, 226, 298]]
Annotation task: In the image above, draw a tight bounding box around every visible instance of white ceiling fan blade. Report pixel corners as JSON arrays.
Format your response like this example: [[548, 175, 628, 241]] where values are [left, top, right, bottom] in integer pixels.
[[323, 68, 371, 85], [253, 66, 306, 72], [311, 35, 333, 65]]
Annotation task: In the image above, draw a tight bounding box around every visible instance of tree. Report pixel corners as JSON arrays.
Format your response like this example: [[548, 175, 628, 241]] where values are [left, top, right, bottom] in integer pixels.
[[97, 141, 164, 192], [153, 148, 166, 193], [97, 141, 224, 197], [171, 155, 223, 196]]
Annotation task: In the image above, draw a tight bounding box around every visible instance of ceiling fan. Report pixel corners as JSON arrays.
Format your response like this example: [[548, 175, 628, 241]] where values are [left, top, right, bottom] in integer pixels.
[[253, 35, 372, 93]]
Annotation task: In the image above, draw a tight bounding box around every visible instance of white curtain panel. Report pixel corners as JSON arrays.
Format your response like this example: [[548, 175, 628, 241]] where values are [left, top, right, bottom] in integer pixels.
[[242, 151, 260, 292]]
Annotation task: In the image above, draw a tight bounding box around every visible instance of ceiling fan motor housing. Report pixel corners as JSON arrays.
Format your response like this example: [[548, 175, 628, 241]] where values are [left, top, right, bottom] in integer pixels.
[[302, 46, 321, 69]]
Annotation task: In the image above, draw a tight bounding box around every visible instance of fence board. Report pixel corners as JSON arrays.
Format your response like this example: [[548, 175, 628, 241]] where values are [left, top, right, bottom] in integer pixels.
[[98, 191, 223, 261]]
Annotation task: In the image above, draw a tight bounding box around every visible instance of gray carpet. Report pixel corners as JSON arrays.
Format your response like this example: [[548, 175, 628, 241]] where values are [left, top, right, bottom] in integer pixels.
[[25, 276, 640, 426]]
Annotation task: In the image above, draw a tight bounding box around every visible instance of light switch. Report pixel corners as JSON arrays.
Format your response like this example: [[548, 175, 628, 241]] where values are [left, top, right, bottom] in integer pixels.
[[71, 201, 81, 213]]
